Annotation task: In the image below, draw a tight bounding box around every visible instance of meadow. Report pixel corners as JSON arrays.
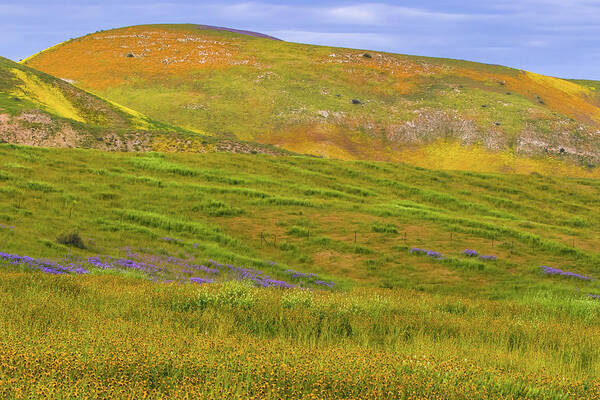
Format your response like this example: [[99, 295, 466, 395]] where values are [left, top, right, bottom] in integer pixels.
[[1, 144, 600, 398]]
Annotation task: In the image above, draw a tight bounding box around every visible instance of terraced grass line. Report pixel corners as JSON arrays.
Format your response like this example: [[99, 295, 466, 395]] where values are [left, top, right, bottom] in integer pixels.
[[114, 208, 239, 248]]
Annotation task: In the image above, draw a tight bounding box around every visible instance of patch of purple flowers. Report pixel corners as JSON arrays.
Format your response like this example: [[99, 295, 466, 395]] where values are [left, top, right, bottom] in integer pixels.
[[286, 269, 335, 288], [463, 249, 478, 257], [208, 259, 297, 289], [286, 269, 317, 280], [479, 255, 497, 261], [0, 252, 89, 275], [541, 265, 592, 281], [410, 248, 443, 259], [1, 247, 331, 290], [588, 294, 600, 300]]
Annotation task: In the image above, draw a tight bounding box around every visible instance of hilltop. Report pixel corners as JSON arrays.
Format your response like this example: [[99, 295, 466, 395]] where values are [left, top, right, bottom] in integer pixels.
[[22, 24, 600, 173]]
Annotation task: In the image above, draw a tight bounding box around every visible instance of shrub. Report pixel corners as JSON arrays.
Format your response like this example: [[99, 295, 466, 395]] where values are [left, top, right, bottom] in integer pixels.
[[56, 231, 85, 249]]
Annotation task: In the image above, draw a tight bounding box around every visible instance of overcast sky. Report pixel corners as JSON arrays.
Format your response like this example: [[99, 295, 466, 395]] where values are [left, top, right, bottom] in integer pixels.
[[1, 0, 599, 80]]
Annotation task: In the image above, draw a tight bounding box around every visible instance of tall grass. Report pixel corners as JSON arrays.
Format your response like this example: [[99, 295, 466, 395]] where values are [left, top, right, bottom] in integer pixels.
[[0, 269, 599, 399]]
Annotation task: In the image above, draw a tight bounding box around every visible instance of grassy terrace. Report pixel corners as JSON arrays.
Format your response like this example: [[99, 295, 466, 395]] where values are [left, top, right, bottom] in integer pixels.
[[1, 144, 600, 398]]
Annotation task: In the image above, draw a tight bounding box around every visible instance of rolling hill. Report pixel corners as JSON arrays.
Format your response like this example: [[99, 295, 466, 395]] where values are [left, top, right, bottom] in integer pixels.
[[0, 56, 286, 155], [22, 24, 600, 173]]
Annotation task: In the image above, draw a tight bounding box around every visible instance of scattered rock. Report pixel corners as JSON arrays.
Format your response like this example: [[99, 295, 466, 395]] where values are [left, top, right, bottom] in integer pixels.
[[352, 99, 362, 105], [362, 53, 372, 59], [126, 53, 135, 58]]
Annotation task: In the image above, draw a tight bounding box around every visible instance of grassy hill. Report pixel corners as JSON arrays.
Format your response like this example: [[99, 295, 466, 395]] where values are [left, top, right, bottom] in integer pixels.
[[22, 24, 600, 172], [0, 55, 171, 150], [0, 56, 286, 155], [1, 144, 600, 397]]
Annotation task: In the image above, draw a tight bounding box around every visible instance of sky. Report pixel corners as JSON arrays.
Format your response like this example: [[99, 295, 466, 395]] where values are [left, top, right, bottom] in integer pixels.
[[1, 0, 599, 80]]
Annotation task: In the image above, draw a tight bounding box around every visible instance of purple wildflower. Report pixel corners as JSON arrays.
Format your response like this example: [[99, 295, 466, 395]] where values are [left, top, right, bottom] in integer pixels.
[[286, 269, 317, 280], [463, 249, 478, 257], [0, 252, 88, 275], [410, 248, 443, 259], [541, 266, 592, 280]]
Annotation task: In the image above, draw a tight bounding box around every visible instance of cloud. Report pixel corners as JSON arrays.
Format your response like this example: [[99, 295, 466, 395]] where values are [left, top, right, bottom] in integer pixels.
[[322, 3, 479, 25], [525, 39, 549, 48]]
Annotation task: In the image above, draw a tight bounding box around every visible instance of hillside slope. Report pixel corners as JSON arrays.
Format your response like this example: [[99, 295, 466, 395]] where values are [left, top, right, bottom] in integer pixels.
[[23, 24, 600, 169], [1, 144, 599, 295], [0, 56, 168, 150], [2, 145, 600, 397], [0, 56, 284, 155]]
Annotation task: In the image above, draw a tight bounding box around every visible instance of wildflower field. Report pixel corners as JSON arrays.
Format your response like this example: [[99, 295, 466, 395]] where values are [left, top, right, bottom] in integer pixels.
[[1, 144, 600, 398]]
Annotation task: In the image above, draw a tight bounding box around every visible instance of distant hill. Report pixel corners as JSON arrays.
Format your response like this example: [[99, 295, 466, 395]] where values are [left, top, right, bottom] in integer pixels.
[[22, 24, 600, 171], [0, 56, 285, 155]]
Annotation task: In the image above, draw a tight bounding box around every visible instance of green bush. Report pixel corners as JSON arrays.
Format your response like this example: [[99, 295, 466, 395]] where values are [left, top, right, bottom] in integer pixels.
[[56, 231, 85, 249]]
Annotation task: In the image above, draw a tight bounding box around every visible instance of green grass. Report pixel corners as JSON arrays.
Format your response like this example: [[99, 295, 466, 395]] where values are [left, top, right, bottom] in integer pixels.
[[1, 144, 600, 398], [1, 144, 599, 292]]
